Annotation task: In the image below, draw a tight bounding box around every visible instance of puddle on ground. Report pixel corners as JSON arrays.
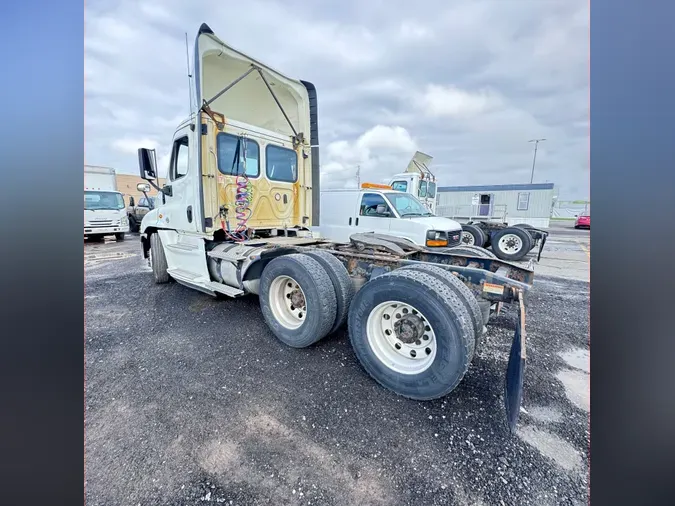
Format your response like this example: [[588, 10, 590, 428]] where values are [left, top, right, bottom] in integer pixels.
[[560, 348, 590, 373], [555, 369, 590, 412], [517, 425, 584, 473], [556, 347, 590, 412], [526, 405, 564, 424]]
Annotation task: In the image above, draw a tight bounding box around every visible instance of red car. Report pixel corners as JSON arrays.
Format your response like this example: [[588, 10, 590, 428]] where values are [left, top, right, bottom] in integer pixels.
[[574, 214, 590, 229]]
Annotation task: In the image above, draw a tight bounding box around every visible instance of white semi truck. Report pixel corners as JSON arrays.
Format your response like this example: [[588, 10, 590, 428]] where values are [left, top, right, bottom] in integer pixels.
[[84, 165, 129, 241], [136, 23, 535, 431]]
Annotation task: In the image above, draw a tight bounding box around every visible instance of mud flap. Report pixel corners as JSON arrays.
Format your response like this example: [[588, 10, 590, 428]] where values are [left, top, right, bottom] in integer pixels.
[[536, 232, 548, 262], [504, 293, 527, 433]]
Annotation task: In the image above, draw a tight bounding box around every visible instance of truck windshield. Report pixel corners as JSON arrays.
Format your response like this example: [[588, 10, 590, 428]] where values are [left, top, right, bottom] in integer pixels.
[[385, 192, 433, 217], [84, 191, 125, 210], [427, 182, 436, 198]]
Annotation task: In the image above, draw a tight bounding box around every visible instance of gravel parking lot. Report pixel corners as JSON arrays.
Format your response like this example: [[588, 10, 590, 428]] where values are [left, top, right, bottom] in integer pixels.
[[85, 226, 590, 506]]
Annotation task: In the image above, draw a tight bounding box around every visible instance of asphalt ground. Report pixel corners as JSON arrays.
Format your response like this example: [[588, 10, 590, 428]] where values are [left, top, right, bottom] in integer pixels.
[[85, 229, 590, 506]]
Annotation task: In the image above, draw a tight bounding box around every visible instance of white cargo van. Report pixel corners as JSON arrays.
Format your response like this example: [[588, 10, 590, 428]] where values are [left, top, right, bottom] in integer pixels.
[[84, 165, 130, 241], [316, 185, 462, 249]]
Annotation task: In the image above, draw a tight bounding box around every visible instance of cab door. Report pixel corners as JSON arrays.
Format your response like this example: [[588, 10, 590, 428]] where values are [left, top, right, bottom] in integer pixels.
[[159, 124, 199, 233], [356, 193, 394, 235]]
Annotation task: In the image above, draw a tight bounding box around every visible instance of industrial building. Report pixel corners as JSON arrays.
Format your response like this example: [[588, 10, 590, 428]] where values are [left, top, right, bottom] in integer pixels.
[[436, 183, 555, 228]]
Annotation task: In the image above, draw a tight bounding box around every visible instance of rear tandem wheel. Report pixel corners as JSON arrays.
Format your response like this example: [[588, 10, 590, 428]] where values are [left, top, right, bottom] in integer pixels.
[[490, 227, 533, 261], [348, 268, 474, 400], [259, 254, 337, 348]]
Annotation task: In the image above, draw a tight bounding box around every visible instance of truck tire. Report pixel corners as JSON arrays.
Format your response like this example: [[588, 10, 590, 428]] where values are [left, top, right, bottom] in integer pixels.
[[115, 233, 125, 241], [446, 245, 498, 259], [259, 254, 337, 348], [305, 250, 355, 335], [512, 224, 537, 251], [401, 263, 484, 354], [149, 232, 170, 284], [348, 269, 474, 400], [491, 227, 532, 261], [129, 216, 139, 233], [460, 224, 486, 248]]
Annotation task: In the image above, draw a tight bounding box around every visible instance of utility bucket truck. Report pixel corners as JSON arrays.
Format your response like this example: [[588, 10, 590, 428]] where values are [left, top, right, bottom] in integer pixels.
[[387, 151, 437, 214], [136, 23, 535, 431]]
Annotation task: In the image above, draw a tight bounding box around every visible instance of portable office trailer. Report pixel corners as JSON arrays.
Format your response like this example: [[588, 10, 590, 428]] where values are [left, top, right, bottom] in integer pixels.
[[436, 183, 555, 229]]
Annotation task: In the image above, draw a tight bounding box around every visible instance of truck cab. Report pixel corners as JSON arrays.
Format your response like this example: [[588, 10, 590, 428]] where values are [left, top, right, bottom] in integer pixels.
[[316, 184, 461, 249], [386, 151, 437, 214]]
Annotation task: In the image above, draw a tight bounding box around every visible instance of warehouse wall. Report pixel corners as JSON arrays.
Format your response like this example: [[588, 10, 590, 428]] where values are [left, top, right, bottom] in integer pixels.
[[116, 174, 165, 206]]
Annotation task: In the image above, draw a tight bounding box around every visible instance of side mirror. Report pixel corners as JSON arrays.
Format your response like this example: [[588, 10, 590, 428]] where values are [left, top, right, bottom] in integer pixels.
[[138, 148, 157, 180], [128, 196, 135, 207], [137, 182, 151, 193]]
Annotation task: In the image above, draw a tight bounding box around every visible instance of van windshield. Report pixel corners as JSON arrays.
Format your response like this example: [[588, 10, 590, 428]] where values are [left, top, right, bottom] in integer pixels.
[[385, 192, 433, 217], [84, 191, 125, 210]]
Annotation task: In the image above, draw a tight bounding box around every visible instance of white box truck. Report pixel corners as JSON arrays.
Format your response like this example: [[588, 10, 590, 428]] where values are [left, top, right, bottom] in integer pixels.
[[84, 165, 130, 241]]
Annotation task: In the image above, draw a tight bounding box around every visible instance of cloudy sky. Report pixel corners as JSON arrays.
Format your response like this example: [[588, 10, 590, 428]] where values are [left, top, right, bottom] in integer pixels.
[[85, 0, 589, 199]]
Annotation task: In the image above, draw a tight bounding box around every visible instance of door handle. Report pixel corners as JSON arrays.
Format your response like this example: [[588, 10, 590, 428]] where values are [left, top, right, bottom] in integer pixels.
[[186, 206, 193, 223], [355, 217, 359, 226]]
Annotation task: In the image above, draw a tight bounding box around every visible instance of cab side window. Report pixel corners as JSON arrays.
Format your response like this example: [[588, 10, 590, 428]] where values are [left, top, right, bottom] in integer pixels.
[[266, 144, 298, 183], [391, 180, 408, 192], [170, 136, 189, 181], [359, 193, 392, 217], [418, 180, 428, 198]]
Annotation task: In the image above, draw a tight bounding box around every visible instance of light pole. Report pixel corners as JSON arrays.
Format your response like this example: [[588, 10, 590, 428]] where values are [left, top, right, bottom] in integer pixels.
[[528, 138, 546, 184]]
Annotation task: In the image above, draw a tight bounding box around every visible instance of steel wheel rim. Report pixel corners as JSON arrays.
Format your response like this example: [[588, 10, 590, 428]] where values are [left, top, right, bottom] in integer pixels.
[[461, 231, 475, 245], [269, 275, 307, 330], [366, 300, 437, 375], [498, 234, 523, 254]]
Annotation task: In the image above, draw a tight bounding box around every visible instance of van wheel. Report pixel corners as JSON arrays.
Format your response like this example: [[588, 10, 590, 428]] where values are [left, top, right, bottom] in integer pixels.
[[491, 227, 533, 261], [115, 233, 125, 241], [348, 269, 473, 400], [304, 250, 355, 335], [460, 224, 486, 248], [149, 233, 170, 284], [259, 254, 337, 348]]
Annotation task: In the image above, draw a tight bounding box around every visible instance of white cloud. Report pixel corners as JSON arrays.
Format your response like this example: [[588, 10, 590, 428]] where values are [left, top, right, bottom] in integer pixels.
[[111, 138, 158, 154], [398, 21, 433, 40], [85, 0, 589, 199], [321, 125, 418, 189], [417, 84, 501, 118]]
